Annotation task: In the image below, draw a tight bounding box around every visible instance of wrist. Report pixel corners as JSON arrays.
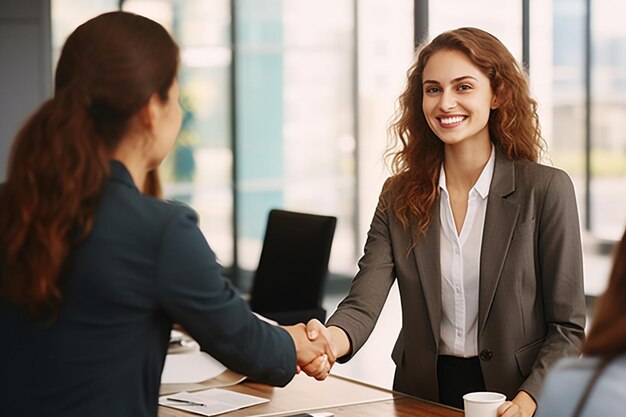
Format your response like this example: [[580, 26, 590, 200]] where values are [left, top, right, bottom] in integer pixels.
[[327, 326, 351, 358]]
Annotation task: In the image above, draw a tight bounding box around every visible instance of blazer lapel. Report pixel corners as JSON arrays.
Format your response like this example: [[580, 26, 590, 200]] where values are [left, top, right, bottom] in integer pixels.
[[479, 152, 520, 335], [413, 198, 442, 348]]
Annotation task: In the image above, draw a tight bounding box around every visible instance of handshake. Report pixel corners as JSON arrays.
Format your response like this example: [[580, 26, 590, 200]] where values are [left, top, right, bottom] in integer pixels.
[[282, 319, 347, 381]]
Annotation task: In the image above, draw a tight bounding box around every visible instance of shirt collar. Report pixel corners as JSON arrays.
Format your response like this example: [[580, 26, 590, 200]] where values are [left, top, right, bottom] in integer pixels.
[[438, 144, 495, 199], [109, 160, 139, 192], [474, 145, 495, 199]]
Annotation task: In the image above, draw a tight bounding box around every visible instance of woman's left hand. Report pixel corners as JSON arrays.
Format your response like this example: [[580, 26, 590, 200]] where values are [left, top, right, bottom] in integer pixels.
[[498, 401, 523, 417], [498, 391, 536, 417]]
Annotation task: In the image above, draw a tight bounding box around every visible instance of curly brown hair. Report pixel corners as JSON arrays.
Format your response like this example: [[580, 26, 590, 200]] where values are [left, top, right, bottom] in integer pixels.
[[386, 27, 543, 237], [0, 12, 178, 316]]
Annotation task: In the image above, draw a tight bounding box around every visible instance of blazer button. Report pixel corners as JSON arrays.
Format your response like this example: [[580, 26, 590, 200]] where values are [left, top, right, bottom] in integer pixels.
[[479, 349, 493, 361]]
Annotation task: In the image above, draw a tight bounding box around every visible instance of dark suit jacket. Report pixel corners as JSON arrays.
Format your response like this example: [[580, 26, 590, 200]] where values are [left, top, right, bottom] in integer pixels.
[[327, 152, 586, 402], [0, 161, 296, 417]]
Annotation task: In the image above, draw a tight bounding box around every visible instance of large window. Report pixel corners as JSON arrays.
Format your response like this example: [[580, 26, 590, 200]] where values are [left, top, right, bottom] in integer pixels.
[[50, 1, 623, 295], [529, 0, 626, 241], [530, 0, 586, 222], [429, 0, 523, 61], [234, 0, 356, 274], [50, 0, 414, 284], [52, 0, 235, 266], [356, 0, 414, 243], [125, 0, 235, 266], [590, 0, 626, 241]]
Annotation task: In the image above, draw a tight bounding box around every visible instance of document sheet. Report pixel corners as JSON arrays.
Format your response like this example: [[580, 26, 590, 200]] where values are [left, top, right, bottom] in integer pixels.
[[159, 388, 269, 416]]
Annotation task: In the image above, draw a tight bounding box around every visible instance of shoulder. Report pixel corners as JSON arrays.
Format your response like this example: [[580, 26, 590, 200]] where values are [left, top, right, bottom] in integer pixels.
[[140, 197, 200, 235], [95, 184, 200, 244], [380, 173, 408, 201], [513, 160, 572, 185], [503, 159, 576, 200], [155, 198, 198, 222], [538, 356, 626, 417]]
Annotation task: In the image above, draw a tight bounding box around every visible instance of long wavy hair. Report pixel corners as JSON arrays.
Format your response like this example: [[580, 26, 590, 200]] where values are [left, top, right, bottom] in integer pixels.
[[386, 27, 543, 236], [0, 11, 178, 315], [583, 228, 626, 359]]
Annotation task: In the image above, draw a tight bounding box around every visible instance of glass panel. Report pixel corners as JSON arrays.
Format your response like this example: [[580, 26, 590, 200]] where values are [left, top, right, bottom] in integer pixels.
[[530, 0, 619, 296], [429, 0, 523, 61], [235, 0, 355, 274], [52, 0, 235, 266], [51, 0, 118, 65], [356, 0, 414, 262], [123, 0, 234, 265], [590, 0, 626, 240], [531, 0, 587, 218]]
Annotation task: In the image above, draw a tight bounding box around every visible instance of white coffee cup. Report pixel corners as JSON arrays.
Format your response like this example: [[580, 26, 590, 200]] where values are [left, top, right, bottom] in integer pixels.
[[463, 391, 506, 417]]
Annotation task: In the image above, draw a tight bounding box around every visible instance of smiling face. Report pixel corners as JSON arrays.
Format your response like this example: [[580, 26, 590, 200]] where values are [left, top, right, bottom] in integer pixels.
[[421, 49, 497, 149]]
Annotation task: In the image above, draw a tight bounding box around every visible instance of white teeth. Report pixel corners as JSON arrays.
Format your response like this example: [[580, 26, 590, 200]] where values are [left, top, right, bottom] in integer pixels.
[[440, 116, 465, 125]]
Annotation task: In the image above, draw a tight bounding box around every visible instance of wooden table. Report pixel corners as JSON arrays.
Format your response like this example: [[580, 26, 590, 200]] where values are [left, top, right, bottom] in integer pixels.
[[159, 373, 463, 417]]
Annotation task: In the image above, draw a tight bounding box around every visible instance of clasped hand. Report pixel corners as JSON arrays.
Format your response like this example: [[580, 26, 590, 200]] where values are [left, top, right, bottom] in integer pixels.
[[283, 319, 336, 381]]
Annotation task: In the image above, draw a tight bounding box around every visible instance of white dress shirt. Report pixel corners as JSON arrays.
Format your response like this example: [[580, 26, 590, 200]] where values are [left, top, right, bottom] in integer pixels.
[[438, 146, 495, 357]]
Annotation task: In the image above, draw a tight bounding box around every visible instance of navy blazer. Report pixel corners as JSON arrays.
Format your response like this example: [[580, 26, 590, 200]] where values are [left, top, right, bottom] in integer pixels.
[[0, 161, 296, 417]]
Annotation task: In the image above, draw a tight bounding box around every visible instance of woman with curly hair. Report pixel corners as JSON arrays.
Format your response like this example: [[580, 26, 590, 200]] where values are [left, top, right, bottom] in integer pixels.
[[306, 27, 586, 417]]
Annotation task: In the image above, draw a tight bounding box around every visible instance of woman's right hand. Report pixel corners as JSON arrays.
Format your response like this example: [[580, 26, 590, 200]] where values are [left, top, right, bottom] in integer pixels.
[[282, 323, 336, 380], [299, 319, 352, 378]]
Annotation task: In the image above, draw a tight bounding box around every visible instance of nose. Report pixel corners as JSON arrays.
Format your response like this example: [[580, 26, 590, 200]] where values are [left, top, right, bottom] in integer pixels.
[[438, 90, 457, 111]]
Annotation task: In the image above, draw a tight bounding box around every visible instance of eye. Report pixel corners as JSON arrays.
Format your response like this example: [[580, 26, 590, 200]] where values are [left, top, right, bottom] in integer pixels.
[[457, 84, 472, 91], [425, 86, 441, 94]]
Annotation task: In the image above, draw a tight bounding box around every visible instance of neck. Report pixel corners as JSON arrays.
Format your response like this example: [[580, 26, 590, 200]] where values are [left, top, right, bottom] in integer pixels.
[[111, 134, 150, 192], [443, 140, 492, 191]]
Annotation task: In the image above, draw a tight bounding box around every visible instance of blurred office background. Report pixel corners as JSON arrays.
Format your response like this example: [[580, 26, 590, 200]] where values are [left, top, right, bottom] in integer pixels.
[[1, 0, 625, 387]]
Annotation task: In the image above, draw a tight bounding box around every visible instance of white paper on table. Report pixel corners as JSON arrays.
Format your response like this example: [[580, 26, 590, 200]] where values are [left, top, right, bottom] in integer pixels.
[[159, 388, 269, 416], [161, 351, 228, 384]]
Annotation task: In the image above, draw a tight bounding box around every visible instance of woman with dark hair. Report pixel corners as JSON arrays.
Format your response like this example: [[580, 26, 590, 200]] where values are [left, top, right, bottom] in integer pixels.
[[306, 27, 586, 416], [0, 11, 332, 417], [536, 228, 626, 417]]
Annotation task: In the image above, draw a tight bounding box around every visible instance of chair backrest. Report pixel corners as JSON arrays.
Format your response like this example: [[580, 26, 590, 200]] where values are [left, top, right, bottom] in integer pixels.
[[249, 209, 337, 324]]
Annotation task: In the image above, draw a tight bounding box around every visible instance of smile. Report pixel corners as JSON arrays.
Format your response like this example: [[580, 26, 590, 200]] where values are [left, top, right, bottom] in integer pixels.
[[438, 115, 467, 126]]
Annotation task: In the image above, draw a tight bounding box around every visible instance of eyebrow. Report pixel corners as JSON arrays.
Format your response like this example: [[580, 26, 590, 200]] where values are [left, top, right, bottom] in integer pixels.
[[422, 75, 479, 86]]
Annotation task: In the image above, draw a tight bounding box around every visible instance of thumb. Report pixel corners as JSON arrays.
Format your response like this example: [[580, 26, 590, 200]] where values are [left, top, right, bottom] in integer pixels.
[[306, 319, 320, 339]]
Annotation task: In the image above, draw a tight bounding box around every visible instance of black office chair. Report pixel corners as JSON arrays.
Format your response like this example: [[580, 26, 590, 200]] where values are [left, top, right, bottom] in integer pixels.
[[249, 209, 337, 325]]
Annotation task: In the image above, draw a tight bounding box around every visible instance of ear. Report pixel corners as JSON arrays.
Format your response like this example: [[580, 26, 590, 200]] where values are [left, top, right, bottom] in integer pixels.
[[137, 92, 162, 129], [490, 95, 500, 110]]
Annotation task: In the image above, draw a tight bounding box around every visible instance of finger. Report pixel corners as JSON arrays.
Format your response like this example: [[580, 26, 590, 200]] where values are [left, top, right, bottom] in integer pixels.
[[309, 333, 335, 362], [325, 342, 337, 364], [302, 354, 331, 379], [497, 402, 517, 417], [498, 401, 512, 413], [496, 403, 508, 417], [317, 354, 328, 373], [315, 369, 329, 381], [306, 319, 323, 339], [300, 354, 327, 375], [311, 356, 330, 381]]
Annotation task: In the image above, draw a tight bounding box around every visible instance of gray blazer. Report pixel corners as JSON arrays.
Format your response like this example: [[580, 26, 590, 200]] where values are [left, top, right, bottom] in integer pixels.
[[327, 151, 586, 402]]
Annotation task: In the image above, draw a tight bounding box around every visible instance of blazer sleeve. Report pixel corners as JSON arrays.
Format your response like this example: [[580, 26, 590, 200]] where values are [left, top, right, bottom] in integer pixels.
[[520, 169, 586, 399], [326, 184, 397, 361], [154, 207, 297, 387]]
